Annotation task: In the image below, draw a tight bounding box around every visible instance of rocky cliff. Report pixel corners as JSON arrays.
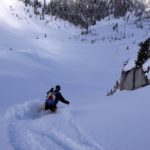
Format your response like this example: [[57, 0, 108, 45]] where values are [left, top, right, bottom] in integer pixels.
[[120, 67, 148, 90]]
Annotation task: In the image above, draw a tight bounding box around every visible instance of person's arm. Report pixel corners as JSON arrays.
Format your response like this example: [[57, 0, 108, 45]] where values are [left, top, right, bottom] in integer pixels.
[[58, 93, 70, 104]]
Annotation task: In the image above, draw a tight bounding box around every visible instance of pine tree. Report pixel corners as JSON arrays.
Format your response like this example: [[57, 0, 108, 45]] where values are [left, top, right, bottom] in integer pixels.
[[135, 38, 150, 67], [24, 0, 30, 6]]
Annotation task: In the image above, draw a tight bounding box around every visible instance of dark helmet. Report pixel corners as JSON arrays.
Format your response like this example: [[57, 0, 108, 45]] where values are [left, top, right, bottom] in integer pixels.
[[55, 85, 61, 91]]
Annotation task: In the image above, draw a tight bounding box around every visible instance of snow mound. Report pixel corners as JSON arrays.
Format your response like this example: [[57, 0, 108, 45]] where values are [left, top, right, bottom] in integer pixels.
[[5, 101, 103, 150], [123, 59, 135, 71]]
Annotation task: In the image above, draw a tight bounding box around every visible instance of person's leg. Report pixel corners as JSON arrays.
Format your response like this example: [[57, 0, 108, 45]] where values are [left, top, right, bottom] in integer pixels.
[[45, 102, 49, 110], [50, 106, 57, 112], [45, 99, 53, 110], [50, 99, 58, 112]]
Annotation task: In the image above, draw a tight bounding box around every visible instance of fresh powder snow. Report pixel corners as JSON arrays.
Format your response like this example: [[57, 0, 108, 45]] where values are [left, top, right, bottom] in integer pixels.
[[0, 0, 150, 150]]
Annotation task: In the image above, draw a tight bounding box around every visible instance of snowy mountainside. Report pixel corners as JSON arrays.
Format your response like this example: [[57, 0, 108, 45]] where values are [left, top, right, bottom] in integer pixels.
[[0, 0, 150, 150]]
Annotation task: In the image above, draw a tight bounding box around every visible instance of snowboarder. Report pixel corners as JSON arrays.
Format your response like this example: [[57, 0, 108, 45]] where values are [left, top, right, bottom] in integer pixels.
[[45, 85, 70, 112]]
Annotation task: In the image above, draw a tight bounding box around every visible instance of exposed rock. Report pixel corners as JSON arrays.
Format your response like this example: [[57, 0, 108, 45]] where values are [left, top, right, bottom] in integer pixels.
[[120, 67, 148, 90], [134, 67, 148, 88], [120, 69, 134, 90]]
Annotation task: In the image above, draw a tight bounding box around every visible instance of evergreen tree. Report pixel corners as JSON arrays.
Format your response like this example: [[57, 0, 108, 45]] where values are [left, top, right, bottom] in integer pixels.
[[135, 38, 150, 67], [24, 0, 30, 6]]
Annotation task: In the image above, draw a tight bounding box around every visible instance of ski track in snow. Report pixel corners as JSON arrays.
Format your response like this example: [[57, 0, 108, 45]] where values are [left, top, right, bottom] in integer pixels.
[[4, 101, 103, 150]]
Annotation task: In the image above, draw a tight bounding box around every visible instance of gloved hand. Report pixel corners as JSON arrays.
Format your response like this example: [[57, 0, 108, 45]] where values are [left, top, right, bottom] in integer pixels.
[[66, 101, 70, 105]]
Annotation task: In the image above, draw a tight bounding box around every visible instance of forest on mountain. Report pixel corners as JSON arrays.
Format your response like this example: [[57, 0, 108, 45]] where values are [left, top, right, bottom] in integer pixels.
[[22, 0, 149, 29]]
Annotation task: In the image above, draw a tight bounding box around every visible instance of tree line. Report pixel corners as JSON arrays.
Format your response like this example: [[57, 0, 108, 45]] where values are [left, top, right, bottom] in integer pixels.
[[22, 0, 147, 29]]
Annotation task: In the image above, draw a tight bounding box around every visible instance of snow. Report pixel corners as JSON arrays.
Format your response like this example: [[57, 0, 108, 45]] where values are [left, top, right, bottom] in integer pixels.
[[77, 88, 150, 150], [143, 59, 150, 79], [0, 0, 150, 150], [143, 58, 150, 71], [5, 100, 103, 150], [123, 59, 136, 71]]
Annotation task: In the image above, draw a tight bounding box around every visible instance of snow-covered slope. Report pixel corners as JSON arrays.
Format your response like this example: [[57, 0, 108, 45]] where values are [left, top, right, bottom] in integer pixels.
[[0, 0, 150, 150], [5, 101, 102, 150]]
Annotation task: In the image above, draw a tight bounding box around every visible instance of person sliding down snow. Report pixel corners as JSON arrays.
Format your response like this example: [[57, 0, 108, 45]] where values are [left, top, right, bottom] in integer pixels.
[[45, 85, 70, 112]]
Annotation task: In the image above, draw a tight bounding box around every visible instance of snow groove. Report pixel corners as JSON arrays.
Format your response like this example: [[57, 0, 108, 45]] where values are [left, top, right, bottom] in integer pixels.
[[29, 128, 92, 150], [5, 101, 103, 150], [8, 123, 47, 150], [69, 119, 103, 150]]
